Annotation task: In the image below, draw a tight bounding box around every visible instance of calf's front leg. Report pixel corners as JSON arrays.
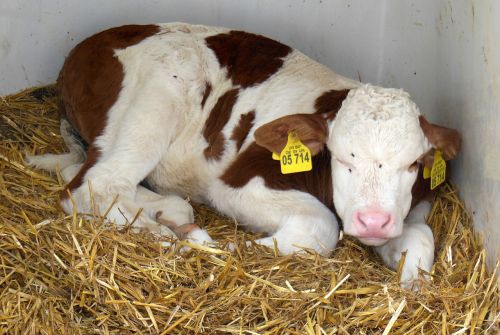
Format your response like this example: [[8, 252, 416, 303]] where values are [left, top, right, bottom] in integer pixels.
[[250, 210, 340, 256], [213, 179, 339, 256], [375, 201, 434, 289]]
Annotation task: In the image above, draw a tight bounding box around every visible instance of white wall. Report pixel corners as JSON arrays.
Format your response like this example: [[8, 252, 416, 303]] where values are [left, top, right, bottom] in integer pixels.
[[434, 0, 500, 270], [0, 0, 498, 269]]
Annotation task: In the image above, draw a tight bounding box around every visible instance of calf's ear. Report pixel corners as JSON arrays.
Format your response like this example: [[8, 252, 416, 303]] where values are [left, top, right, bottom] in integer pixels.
[[419, 116, 462, 162], [254, 114, 328, 156]]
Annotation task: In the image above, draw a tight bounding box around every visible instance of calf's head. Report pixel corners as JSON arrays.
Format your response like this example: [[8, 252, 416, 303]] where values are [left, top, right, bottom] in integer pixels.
[[255, 84, 461, 246]]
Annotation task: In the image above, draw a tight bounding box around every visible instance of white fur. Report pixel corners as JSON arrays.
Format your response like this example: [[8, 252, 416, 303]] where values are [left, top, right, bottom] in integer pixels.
[[29, 23, 435, 286]]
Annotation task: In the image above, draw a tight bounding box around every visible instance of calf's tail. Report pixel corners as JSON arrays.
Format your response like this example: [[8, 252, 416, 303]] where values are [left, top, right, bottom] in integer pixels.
[[26, 119, 85, 172]]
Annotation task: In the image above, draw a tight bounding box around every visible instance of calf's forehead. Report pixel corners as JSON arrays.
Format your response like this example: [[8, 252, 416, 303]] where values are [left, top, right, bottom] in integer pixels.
[[330, 85, 429, 164], [332, 118, 428, 165]]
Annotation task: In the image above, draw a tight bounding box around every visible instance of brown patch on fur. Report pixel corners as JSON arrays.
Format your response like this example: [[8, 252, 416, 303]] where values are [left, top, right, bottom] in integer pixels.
[[203, 133, 226, 161], [57, 24, 160, 193], [419, 116, 462, 161], [221, 143, 335, 211], [201, 82, 212, 108], [203, 88, 239, 160], [230, 111, 255, 151], [314, 89, 350, 120], [254, 114, 328, 156], [58, 24, 160, 144], [205, 31, 292, 88], [410, 166, 433, 209]]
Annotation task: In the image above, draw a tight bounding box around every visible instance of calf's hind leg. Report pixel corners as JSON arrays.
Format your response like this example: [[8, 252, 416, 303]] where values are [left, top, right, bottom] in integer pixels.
[[61, 82, 183, 233], [61, 162, 176, 239]]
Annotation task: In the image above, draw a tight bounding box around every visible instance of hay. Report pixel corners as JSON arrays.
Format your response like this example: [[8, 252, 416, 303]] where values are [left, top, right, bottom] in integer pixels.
[[0, 85, 498, 335]]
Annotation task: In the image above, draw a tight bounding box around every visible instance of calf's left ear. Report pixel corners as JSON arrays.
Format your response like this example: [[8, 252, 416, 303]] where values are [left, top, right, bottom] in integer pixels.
[[419, 116, 462, 161], [254, 114, 328, 155]]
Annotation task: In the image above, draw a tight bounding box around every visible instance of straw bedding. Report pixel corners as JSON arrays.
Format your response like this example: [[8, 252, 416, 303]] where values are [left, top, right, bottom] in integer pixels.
[[0, 86, 498, 335]]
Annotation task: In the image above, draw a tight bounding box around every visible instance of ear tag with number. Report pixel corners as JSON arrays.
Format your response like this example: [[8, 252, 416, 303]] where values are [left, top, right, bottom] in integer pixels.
[[275, 131, 312, 174], [429, 150, 446, 190]]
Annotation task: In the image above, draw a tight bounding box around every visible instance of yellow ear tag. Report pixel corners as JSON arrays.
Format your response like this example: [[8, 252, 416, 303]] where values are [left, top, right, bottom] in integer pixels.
[[430, 150, 446, 190], [272, 152, 280, 160], [276, 131, 312, 174]]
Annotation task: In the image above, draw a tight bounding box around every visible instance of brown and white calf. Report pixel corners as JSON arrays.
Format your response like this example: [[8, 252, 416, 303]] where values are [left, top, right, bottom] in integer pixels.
[[28, 23, 461, 287]]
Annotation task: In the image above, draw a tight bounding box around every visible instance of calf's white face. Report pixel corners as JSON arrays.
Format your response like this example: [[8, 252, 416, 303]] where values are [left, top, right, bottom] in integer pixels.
[[329, 85, 431, 246]]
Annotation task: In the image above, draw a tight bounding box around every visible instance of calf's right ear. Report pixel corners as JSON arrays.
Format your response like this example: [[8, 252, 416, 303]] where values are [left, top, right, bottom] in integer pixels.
[[254, 114, 328, 156]]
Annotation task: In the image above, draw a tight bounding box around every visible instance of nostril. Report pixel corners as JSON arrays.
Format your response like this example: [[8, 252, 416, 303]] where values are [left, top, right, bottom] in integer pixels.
[[381, 218, 391, 229], [356, 213, 368, 228], [379, 214, 392, 229]]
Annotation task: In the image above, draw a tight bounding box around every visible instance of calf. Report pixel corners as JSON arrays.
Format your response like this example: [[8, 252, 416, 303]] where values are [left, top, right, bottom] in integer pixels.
[[28, 23, 461, 287]]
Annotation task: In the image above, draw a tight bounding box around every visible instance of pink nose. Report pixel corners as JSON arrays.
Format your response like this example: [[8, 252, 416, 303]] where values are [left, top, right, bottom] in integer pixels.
[[353, 210, 393, 239]]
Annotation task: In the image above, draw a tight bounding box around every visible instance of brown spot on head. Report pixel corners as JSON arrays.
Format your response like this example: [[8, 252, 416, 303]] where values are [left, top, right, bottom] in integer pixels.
[[58, 24, 160, 145], [419, 116, 462, 162], [254, 114, 328, 156], [230, 111, 255, 151], [201, 82, 212, 109], [314, 89, 350, 120], [221, 143, 335, 211], [203, 88, 240, 160], [205, 31, 292, 88]]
